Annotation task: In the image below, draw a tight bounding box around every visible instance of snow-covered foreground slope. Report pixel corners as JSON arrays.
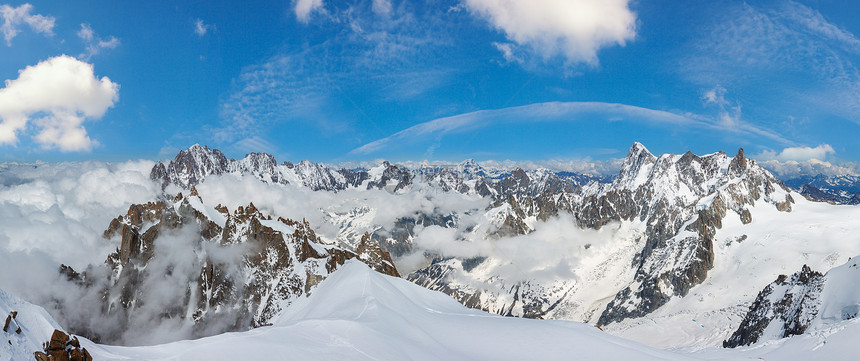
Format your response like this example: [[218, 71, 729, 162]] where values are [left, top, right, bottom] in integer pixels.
[[3, 260, 859, 360], [0, 288, 63, 361], [86, 261, 697, 361]]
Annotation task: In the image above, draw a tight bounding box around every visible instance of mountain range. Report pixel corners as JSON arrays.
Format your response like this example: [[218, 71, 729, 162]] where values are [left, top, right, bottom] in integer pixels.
[[2, 142, 860, 360]]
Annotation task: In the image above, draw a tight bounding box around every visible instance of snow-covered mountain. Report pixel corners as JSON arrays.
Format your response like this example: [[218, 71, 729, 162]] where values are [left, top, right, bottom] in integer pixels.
[[410, 144, 802, 328], [150, 144, 605, 196], [142, 143, 860, 350]]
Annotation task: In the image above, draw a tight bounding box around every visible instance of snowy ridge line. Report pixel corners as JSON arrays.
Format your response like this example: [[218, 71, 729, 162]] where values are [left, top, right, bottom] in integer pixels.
[[149, 144, 611, 196]]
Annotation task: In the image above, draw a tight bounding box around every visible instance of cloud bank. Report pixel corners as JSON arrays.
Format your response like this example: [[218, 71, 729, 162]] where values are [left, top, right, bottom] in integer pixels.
[[755, 144, 836, 162], [0, 3, 54, 46], [0, 55, 119, 151], [753, 144, 859, 179], [463, 0, 636, 64]]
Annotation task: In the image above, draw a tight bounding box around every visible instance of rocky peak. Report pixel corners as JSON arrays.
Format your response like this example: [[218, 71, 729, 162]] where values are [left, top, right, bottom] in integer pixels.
[[151, 144, 229, 189], [455, 159, 487, 179], [367, 161, 413, 192], [728, 148, 748, 175], [613, 142, 657, 190]]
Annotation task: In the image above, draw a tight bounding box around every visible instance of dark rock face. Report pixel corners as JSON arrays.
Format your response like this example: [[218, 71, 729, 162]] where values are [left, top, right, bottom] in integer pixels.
[[65, 192, 399, 344], [723, 265, 825, 348]]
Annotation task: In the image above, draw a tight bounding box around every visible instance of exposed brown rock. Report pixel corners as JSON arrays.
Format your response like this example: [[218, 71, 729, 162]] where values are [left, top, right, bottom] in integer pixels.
[[69, 348, 83, 361], [776, 194, 794, 212], [37, 330, 91, 361], [48, 329, 69, 351]]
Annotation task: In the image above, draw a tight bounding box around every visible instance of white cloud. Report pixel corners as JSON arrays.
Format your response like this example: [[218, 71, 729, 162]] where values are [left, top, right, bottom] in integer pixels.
[[492, 42, 519, 63], [754, 144, 836, 162], [295, 0, 324, 23], [77, 23, 120, 60], [463, 0, 636, 64], [194, 19, 213, 36], [77, 22, 93, 41], [0, 55, 119, 151], [0, 3, 54, 46]]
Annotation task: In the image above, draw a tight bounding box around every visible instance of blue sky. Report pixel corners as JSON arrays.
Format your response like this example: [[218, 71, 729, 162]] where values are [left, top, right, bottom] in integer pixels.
[[1, 0, 859, 174]]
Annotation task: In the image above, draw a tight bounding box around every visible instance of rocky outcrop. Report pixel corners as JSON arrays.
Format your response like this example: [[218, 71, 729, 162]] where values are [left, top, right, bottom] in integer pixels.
[[723, 265, 825, 348], [3, 311, 20, 334], [34, 329, 92, 361]]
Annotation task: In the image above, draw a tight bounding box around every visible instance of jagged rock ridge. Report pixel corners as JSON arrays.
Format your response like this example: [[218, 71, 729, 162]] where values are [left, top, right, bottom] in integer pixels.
[[64, 189, 398, 344]]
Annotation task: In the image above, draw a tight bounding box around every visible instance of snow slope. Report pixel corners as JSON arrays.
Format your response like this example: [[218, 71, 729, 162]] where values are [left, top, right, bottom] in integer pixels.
[[0, 288, 63, 361], [4, 261, 859, 361], [85, 261, 696, 361]]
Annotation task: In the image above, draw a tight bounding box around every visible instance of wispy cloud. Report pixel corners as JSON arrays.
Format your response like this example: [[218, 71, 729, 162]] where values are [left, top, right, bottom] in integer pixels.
[[682, 0, 860, 123], [217, 2, 457, 145], [294, 0, 324, 23], [349, 99, 798, 159], [77, 23, 120, 60], [0, 3, 54, 46], [462, 0, 636, 65], [194, 19, 214, 37]]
